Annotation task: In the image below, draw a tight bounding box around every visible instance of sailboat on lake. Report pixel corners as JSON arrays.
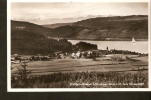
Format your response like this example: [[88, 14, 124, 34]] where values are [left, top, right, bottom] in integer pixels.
[[132, 37, 135, 45]]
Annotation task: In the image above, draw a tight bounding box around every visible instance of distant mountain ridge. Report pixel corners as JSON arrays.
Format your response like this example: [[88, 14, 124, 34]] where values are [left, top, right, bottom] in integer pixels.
[[12, 15, 111, 25], [43, 23, 73, 28]]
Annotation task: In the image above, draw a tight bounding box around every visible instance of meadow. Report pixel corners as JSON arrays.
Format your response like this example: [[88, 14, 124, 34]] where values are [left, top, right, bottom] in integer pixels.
[[11, 55, 148, 88]]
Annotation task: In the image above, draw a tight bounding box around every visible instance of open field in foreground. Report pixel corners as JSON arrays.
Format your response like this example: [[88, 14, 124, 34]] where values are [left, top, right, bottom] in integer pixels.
[[11, 55, 148, 88], [11, 71, 148, 88]]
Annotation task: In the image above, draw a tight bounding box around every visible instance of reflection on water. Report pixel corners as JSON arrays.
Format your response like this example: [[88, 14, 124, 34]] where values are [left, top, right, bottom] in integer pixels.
[[68, 40, 148, 54]]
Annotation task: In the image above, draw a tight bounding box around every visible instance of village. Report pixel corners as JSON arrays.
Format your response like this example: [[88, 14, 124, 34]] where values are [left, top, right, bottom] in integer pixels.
[[11, 43, 148, 63]]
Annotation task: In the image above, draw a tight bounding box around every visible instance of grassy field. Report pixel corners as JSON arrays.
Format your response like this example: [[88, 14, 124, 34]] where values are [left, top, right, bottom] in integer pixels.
[[11, 55, 148, 75], [11, 55, 148, 88]]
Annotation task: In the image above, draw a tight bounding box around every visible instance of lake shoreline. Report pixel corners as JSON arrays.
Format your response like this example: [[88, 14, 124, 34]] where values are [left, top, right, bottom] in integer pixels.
[[67, 39, 148, 41], [68, 40, 148, 54]]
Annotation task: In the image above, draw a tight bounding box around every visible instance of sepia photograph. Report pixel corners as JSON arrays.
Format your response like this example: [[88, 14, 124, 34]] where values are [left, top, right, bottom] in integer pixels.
[[7, 0, 150, 91]]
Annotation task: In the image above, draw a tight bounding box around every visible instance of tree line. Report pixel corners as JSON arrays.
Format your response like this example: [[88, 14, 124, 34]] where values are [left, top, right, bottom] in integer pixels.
[[73, 42, 97, 51]]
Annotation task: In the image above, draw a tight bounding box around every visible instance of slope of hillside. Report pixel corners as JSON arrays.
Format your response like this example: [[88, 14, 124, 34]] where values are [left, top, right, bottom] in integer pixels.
[[11, 20, 52, 36], [11, 21, 72, 55], [12, 15, 148, 41], [73, 15, 148, 30], [47, 15, 148, 40], [47, 25, 85, 38]]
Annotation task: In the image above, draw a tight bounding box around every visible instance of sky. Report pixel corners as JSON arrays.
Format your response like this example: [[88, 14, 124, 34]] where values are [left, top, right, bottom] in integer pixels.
[[11, 2, 148, 19]]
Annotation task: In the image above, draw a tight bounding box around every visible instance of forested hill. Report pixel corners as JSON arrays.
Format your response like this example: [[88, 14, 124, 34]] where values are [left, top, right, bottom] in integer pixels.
[[11, 20, 52, 36], [73, 15, 148, 30], [11, 15, 148, 43], [45, 15, 148, 40], [11, 21, 72, 55]]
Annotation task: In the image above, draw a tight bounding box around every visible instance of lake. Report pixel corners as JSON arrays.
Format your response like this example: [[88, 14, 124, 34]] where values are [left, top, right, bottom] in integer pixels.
[[68, 40, 148, 54]]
